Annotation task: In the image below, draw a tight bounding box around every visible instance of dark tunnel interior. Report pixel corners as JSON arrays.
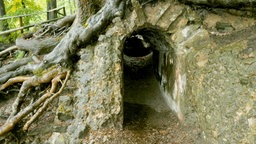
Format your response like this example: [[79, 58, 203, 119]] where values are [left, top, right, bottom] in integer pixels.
[[123, 28, 177, 129]]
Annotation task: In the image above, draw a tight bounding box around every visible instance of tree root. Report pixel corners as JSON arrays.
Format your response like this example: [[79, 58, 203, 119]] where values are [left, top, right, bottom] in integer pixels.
[[0, 46, 18, 57], [16, 38, 59, 55], [55, 14, 76, 28], [0, 0, 125, 137], [0, 68, 70, 136], [0, 57, 33, 75], [42, 0, 125, 67], [0, 76, 30, 91], [0, 14, 75, 136], [0, 63, 39, 84], [8, 66, 63, 117], [33, 14, 76, 39], [23, 71, 68, 131]]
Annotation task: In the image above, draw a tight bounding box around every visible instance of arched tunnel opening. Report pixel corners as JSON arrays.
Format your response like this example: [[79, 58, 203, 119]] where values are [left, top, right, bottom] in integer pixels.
[[123, 28, 179, 129]]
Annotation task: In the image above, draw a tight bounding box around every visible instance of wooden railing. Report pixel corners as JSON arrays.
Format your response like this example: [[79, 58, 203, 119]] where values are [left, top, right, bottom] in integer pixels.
[[0, 6, 66, 36]]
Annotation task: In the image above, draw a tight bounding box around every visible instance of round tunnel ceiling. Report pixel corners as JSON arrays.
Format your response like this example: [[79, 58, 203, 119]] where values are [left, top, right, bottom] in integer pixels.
[[123, 35, 152, 57], [123, 28, 174, 80], [123, 27, 180, 126]]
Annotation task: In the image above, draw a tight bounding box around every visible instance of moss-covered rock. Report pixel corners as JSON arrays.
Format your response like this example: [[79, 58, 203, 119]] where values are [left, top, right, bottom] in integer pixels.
[[58, 1, 256, 143]]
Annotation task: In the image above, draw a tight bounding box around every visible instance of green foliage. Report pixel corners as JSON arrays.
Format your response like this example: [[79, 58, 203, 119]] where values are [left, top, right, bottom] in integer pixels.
[[0, 32, 19, 43], [5, 0, 45, 27], [0, 0, 77, 42], [58, 0, 77, 15], [1, 0, 46, 42], [6, 0, 43, 15], [15, 50, 25, 60], [0, 36, 9, 43]]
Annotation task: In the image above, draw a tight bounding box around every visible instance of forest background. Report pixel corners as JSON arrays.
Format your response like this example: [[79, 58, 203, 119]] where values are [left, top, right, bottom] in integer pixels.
[[0, 0, 76, 43]]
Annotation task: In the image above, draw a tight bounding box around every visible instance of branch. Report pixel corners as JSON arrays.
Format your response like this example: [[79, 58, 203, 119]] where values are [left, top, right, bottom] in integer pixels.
[[0, 46, 18, 57]]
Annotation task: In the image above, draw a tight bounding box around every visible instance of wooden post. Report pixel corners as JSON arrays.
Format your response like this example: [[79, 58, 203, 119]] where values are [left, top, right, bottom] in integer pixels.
[[63, 7, 66, 16], [19, 16, 23, 33], [47, 0, 57, 20], [47, 11, 49, 20]]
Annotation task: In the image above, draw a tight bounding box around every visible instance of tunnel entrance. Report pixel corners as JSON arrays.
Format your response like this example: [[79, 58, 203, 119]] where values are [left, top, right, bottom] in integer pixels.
[[123, 28, 179, 129]]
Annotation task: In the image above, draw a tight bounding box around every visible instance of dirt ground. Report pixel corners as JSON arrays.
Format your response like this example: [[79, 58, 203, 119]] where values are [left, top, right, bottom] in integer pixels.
[[84, 102, 201, 144], [0, 92, 201, 144], [0, 68, 201, 144], [84, 64, 202, 144]]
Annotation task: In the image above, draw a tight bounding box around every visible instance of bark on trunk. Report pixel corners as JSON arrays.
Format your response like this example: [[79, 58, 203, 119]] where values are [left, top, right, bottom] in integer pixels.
[[47, 0, 57, 20], [42, 0, 125, 68]]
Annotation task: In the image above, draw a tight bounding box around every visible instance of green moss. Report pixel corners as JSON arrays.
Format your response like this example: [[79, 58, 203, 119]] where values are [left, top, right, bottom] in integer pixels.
[[33, 67, 44, 77], [83, 22, 88, 29], [33, 65, 59, 77], [15, 50, 25, 60]]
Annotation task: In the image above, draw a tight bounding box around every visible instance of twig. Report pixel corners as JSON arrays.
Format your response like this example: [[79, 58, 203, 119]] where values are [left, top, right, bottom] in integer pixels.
[[37, 27, 52, 38], [55, 26, 67, 37], [0, 46, 18, 57]]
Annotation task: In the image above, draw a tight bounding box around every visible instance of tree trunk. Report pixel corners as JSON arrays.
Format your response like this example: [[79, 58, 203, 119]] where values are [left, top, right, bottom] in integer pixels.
[[77, 0, 105, 23], [0, 0, 9, 36], [47, 0, 57, 20]]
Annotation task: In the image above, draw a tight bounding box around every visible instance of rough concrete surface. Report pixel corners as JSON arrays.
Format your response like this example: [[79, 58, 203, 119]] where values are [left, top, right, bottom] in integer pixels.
[[1, 0, 256, 143]]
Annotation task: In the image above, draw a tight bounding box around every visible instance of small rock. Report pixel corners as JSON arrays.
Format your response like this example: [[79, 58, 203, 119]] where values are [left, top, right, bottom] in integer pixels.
[[215, 22, 234, 32], [48, 132, 69, 144], [67, 121, 88, 139]]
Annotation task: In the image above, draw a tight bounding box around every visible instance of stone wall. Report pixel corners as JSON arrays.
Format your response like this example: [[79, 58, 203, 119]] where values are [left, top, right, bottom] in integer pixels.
[[52, 1, 256, 143]]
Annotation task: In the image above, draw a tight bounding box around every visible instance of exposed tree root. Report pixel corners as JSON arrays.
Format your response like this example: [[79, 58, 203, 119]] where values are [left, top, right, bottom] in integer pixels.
[[0, 46, 18, 57], [0, 15, 74, 57], [0, 57, 33, 75], [9, 66, 63, 117], [0, 76, 30, 91], [42, 0, 125, 67], [0, 69, 70, 136], [23, 71, 69, 131], [0, 15, 76, 136], [0, 63, 39, 84], [0, 0, 125, 137], [0, 14, 75, 84], [33, 14, 76, 39], [16, 38, 59, 55], [55, 14, 76, 28]]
